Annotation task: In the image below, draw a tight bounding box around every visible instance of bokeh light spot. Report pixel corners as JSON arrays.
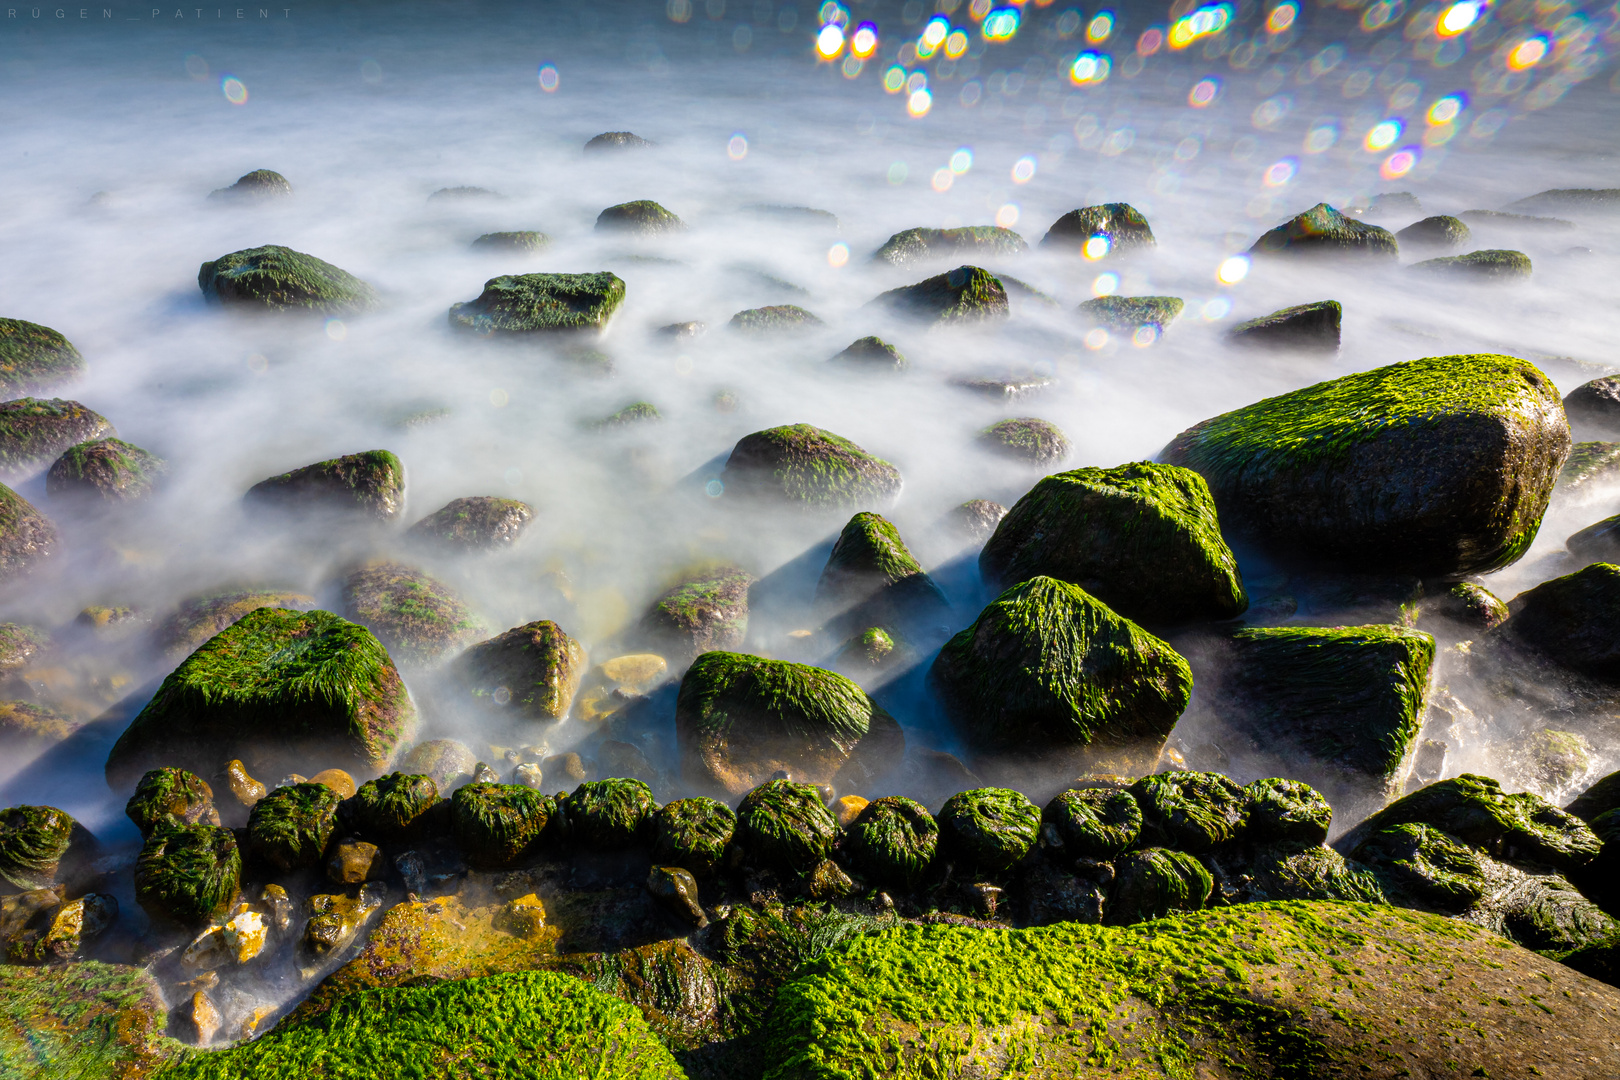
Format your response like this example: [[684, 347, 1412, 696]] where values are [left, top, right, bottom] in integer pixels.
[[1137, 27, 1164, 55], [945, 29, 969, 58], [1085, 327, 1110, 349], [1304, 123, 1338, 153], [817, 23, 845, 59], [1267, 2, 1297, 33], [920, 15, 950, 55], [1364, 119, 1402, 151], [1508, 36, 1547, 70], [360, 59, 382, 84], [221, 76, 247, 105], [828, 242, 850, 267], [1070, 52, 1110, 85], [1188, 77, 1220, 107], [667, 0, 692, 22], [1438, 1, 1479, 37], [1427, 93, 1464, 125], [489, 387, 509, 407], [950, 148, 973, 173], [1133, 325, 1160, 347], [1217, 255, 1250, 284], [1083, 235, 1111, 259], [983, 8, 1020, 40], [883, 65, 907, 92], [538, 64, 559, 91], [888, 161, 909, 184], [324, 318, 345, 341], [851, 23, 878, 57], [1263, 158, 1297, 186], [1202, 297, 1232, 320], [705, 480, 724, 498], [995, 203, 1019, 227], [1087, 12, 1113, 42], [908, 88, 932, 116], [1092, 271, 1120, 296], [1011, 155, 1037, 183], [932, 167, 954, 191], [184, 53, 208, 80], [1381, 147, 1419, 179], [906, 71, 928, 94], [728, 133, 748, 159]]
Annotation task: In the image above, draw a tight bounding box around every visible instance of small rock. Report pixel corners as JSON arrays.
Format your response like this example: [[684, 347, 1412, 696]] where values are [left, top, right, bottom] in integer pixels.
[[872, 226, 1026, 268], [635, 566, 753, 662], [406, 496, 535, 553], [399, 739, 477, 789], [0, 397, 115, 481], [585, 131, 653, 152], [326, 840, 386, 885], [187, 990, 221, 1046], [244, 450, 404, 522], [1077, 296, 1183, 334], [804, 858, 857, 901], [0, 318, 86, 397], [1396, 215, 1470, 251], [1563, 377, 1620, 441], [951, 373, 1054, 399], [834, 795, 868, 827], [0, 887, 60, 939], [453, 619, 585, 721], [595, 200, 683, 235], [393, 852, 427, 898], [309, 769, 356, 799], [597, 401, 661, 427], [208, 169, 292, 200], [494, 892, 548, 939], [542, 752, 588, 784], [198, 245, 378, 314], [963, 882, 1003, 918], [260, 884, 291, 933], [341, 562, 483, 668], [1249, 203, 1398, 260], [830, 336, 906, 372], [471, 231, 549, 254], [1420, 582, 1508, 633], [598, 653, 668, 692], [647, 865, 708, 927], [872, 265, 1009, 325], [946, 499, 1007, 543], [45, 437, 166, 503], [1409, 249, 1532, 282], [976, 418, 1069, 466], [512, 762, 544, 789], [471, 762, 500, 785], [1225, 300, 1340, 353], [0, 484, 55, 583], [449, 272, 626, 334], [1040, 203, 1155, 255], [729, 305, 823, 333], [428, 186, 501, 201]]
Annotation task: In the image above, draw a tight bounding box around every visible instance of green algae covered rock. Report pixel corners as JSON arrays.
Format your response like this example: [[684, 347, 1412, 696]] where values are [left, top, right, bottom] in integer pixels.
[[930, 577, 1192, 772], [595, 200, 683, 235], [1108, 848, 1214, 923], [0, 318, 85, 396], [1130, 771, 1249, 853], [1397, 214, 1471, 251], [815, 512, 946, 621], [198, 244, 379, 314], [349, 772, 439, 843], [1422, 581, 1509, 632], [0, 962, 178, 1078], [209, 168, 292, 200], [248, 781, 341, 871], [1250, 202, 1399, 259], [1225, 300, 1341, 353], [844, 795, 938, 889], [1411, 248, 1532, 282], [676, 651, 904, 797], [1042, 787, 1141, 859], [1353, 822, 1488, 911], [0, 397, 114, 480], [448, 272, 626, 334], [125, 768, 217, 838], [1567, 770, 1620, 824], [406, 496, 534, 553], [721, 424, 901, 511], [471, 231, 550, 254], [0, 483, 56, 583], [1161, 353, 1568, 576], [651, 797, 735, 876], [1243, 777, 1331, 847], [1040, 202, 1156, 254], [871, 226, 1027, 267], [1246, 844, 1388, 904], [637, 565, 753, 661], [159, 969, 684, 1080], [452, 782, 552, 868], [152, 588, 316, 655], [45, 437, 165, 502], [106, 606, 414, 788], [0, 806, 88, 893], [872, 265, 1009, 325], [728, 305, 823, 333], [937, 787, 1040, 875], [598, 401, 661, 427], [1076, 295, 1183, 332], [1557, 440, 1620, 490], [830, 336, 906, 372], [1501, 562, 1620, 683], [341, 562, 483, 668], [980, 461, 1246, 626], [562, 778, 656, 850], [133, 823, 240, 924], [975, 417, 1070, 466], [735, 779, 839, 875], [244, 449, 404, 521], [453, 620, 586, 722]]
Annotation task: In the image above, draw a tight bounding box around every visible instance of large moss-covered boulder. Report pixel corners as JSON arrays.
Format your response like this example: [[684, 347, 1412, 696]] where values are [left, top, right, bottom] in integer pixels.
[[930, 577, 1192, 773], [651, 797, 735, 876], [1040, 203, 1155, 254], [453, 620, 585, 721], [0, 805, 94, 893], [815, 512, 946, 626], [244, 449, 404, 521], [636, 565, 752, 662], [153, 588, 316, 655], [871, 226, 1027, 267], [198, 245, 379, 314], [451, 783, 552, 868], [843, 796, 937, 890], [595, 200, 683, 234], [975, 418, 1069, 465], [45, 437, 165, 502], [0, 397, 114, 480], [1161, 354, 1568, 576], [1499, 563, 1620, 682], [448, 272, 626, 334], [125, 768, 217, 837], [1411, 249, 1532, 282], [1108, 848, 1214, 923], [721, 424, 901, 511], [1250, 202, 1399, 259], [872, 265, 1009, 325], [936, 787, 1039, 876], [348, 772, 439, 843], [133, 823, 240, 924], [248, 782, 342, 871], [0, 483, 56, 583], [341, 562, 482, 668], [1042, 787, 1141, 859], [734, 779, 839, 875], [1397, 214, 1471, 251], [1130, 771, 1249, 853], [1076, 295, 1183, 332], [106, 607, 414, 788], [0, 318, 85, 396], [676, 652, 903, 797], [562, 778, 655, 849], [406, 496, 534, 553], [1225, 300, 1341, 353], [980, 462, 1246, 625]]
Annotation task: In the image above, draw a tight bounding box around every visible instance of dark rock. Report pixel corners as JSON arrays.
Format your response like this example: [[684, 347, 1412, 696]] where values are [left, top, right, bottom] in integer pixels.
[[249, 782, 342, 871], [1564, 377, 1620, 441], [1501, 563, 1620, 682], [327, 840, 386, 885], [1076, 295, 1183, 332], [872, 265, 1009, 325], [896, 750, 982, 811], [728, 305, 822, 333], [721, 424, 901, 511], [44, 437, 165, 503], [595, 200, 682, 234], [1420, 581, 1508, 632], [0, 484, 55, 583], [451, 783, 552, 868], [1354, 822, 1489, 911], [1131, 771, 1249, 853], [816, 511, 947, 624], [428, 186, 500, 201], [153, 589, 316, 655], [646, 865, 706, 927], [1567, 771, 1620, 824], [830, 336, 905, 372], [1557, 440, 1620, 491], [0, 397, 114, 481], [406, 496, 533, 553], [1360, 191, 1421, 217], [245, 449, 404, 521], [448, 272, 625, 334], [1410, 248, 1532, 282], [937, 787, 1040, 876], [636, 564, 752, 662], [844, 795, 937, 889], [125, 768, 218, 837], [341, 562, 482, 668], [1225, 300, 1341, 353], [946, 499, 1006, 543], [651, 797, 735, 876], [597, 401, 660, 427], [0, 319, 85, 397], [208, 169, 292, 200], [1244, 844, 1388, 903], [1249, 202, 1398, 259], [741, 204, 838, 228], [562, 778, 655, 849], [871, 226, 1027, 267], [470, 231, 549, 254], [976, 417, 1069, 465], [198, 245, 378, 314], [1504, 188, 1620, 216], [584, 131, 653, 152], [951, 373, 1054, 399], [734, 779, 838, 874], [1042, 787, 1141, 859], [452, 620, 585, 722], [0, 806, 95, 894], [349, 772, 439, 843], [0, 701, 78, 754], [655, 320, 704, 339], [1243, 777, 1331, 847], [132, 823, 239, 925], [1396, 215, 1470, 251], [1040, 202, 1155, 255], [1019, 857, 1111, 924], [597, 740, 657, 786], [1107, 848, 1212, 923]]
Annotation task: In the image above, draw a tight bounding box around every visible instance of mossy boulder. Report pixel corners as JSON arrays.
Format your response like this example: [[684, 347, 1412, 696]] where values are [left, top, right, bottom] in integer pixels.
[[451, 783, 552, 868], [125, 768, 217, 837], [46, 436, 166, 503], [1076, 295, 1183, 332], [471, 231, 550, 254], [341, 562, 483, 668], [676, 651, 903, 797], [872, 265, 1009, 325], [975, 417, 1069, 466], [0, 701, 78, 753], [0, 806, 94, 893], [1421, 581, 1509, 631], [728, 305, 823, 333], [1108, 848, 1214, 923], [406, 496, 534, 553], [651, 797, 735, 876], [636, 565, 753, 661], [448, 272, 626, 334], [1563, 377, 1620, 441], [208, 168, 292, 199], [0, 483, 56, 583], [0, 623, 46, 669], [1249, 202, 1399, 259], [133, 823, 240, 924], [937, 787, 1040, 876], [1353, 822, 1488, 911], [1040, 202, 1155, 254], [1245, 844, 1388, 904], [1500, 562, 1620, 683], [1160, 353, 1569, 576], [153, 588, 316, 655], [735, 779, 839, 875], [871, 226, 1027, 267], [1396, 214, 1471, 251], [830, 336, 906, 372], [244, 449, 404, 521], [814, 512, 947, 628], [1567, 771, 1620, 823], [843, 796, 937, 890], [0, 318, 85, 396], [1225, 300, 1341, 353], [595, 200, 683, 234], [1130, 771, 1249, 853], [948, 498, 1006, 542], [1042, 787, 1141, 859], [1243, 777, 1331, 846], [1411, 248, 1532, 282], [248, 782, 342, 871], [0, 397, 114, 480], [980, 461, 1246, 625], [349, 772, 439, 843], [930, 577, 1192, 773], [453, 620, 586, 721], [721, 424, 901, 511], [106, 607, 414, 788], [585, 131, 654, 152], [562, 778, 656, 850], [198, 245, 379, 314], [399, 739, 477, 789]]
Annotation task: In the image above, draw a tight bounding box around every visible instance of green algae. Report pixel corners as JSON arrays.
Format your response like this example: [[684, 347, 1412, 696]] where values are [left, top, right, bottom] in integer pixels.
[[0, 483, 56, 583], [1040, 202, 1155, 254], [1249, 202, 1399, 259], [1410, 248, 1532, 281], [454, 620, 586, 721], [1354, 822, 1488, 911], [449, 272, 626, 334], [830, 336, 906, 372], [937, 787, 1039, 875], [125, 768, 216, 838], [976, 417, 1070, 465], [1396, 215, 1471, 250], [844, 796, 938, 889], [1109, 847, 1214, 923], [639, 565, 753, 659], [349, 772, 439, 843], [651, 797, 736, 876], [152, 588, 317, 655], [1247, 844, 1388, 904], [244, 449, 404, 520], [471, 231, 551, 253], [452, 782, 552, 868], [197, 244, 379, 314], [595, 200, 683, 234], [1131, 771, 1249, 853], [0, 806, 76, 892], [341, 562, 484, 668], [1076, 295, 1184, 332], [1502, 561, 1620, 682], [872, 265, 1009, 325], [45, 437, 165, 502], [870, 226, 1027, 266], [722, 424, 902, 511], [563, 778, 656, 849], [0, 318, 85, 396], [0, 397, 114, 479], [1244, 777, 1332, 847], [599, 401, 663, 426], [1556, 440, 1620, 490], [815, 512, 941, 612], [133, 823, 240, 924], [736, 779, 839, 875], [1042, 787, 1140, 859], [729, 306, 824, 332], [248, 782, 341, 871], [0, 962, 179, 1079], [208, 168, 292, 199], [406, 496, 534, 552], [1225, 300, 1341, 353]]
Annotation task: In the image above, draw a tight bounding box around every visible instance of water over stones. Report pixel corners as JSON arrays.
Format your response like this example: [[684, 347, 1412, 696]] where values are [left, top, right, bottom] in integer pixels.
[[1225, 300, 1341, 353], [453, 620, 586, 722], [198, 245, 379, 314], [0, 319, 85, 397], [1249, 202, 1399, 259], [720, 424, 901, 511], [340, 562, 483, 669]]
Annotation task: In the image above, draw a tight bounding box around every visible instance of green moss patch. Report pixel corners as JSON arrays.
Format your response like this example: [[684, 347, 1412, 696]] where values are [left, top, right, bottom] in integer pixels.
[[244, 449, 404, 521], [595, 200, 683, 234], [448, 272, 626, 334], [0, 397, 114, 479], [45, 437, 165, 502], [153, 589, 317, 655], [341, 562, 483, 668], [0, 318, 85, 396], [871, 227, 1027, 267], [133, 823, 240, 924], [976, 418, 1070, 466], [637, 564, 752, 660], [721, 424, 901, 511], [1040, 203, 1155, 254], [198, 245, 378, 314], [872, 266, 1009, 325], [1249, 202, 1399, 258], [248, 782, 342, 871], [736, 779, 840, 875], [0, 962, 179, 1079]]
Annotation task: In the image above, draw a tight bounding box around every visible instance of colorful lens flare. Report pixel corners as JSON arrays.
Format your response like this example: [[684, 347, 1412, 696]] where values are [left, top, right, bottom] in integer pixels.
[[1508, 37, 1548, 70], [816, 23, 845, 59], [1217, 255, 1250, 283], [1381, 146, 1419, 178], [1427, 94, 1464, 125], [1087, 12, 1113, 42], [537, 64, 559, 91], [1263, 158, 1297, 186], [1011, 155, 1037, 183], [1267, 3, 1297, 34], [1437, 1, 1480, 37], [1365, 119, 1402, 150], [1188, 78, 1220, 107], [221, 76, 248, 105]]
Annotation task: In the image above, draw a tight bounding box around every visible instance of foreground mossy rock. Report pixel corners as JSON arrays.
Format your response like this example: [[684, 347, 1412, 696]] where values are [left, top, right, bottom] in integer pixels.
[[448, 272, 626, 334], [636, 564, 752, 661], [1225, 300, 1341, 353], [0, 962, 177, 1077], [1243, 843, 1387, 904], [453, 620, 585, 721], [1207, 625, 1434, 798], [198, 245, 379, 314], [406, 496, 534, 553], [815, 512, 946, 622], [728, 305, 823, 333], [0, 805, 94, 893], [676, 651, 903, 796], [341, 562, 482, 668], [451, 783, 552, 868], [976, 417, 1069, 466], [1500, 562, 1620, 683], [348, 772, 438, 843], [1411, 248, 1532, 282], [1161, 354, 1569, 576], [1042, 787, 1141, 859], [248, 782, 342, 871], [45, 437, 165, 503], [153, 588, 316, 655], [1353, 822, 1489, 910], [651, 797, 735, 876], [244, 449, 404, 521], [980, 461, 1246, 625], [1250, 202, 1399, 259], [1563, 377, 1620, 441], [106, 607, 414, 787], [133, 823, 240, 924], [1244, 777, 1332, 846], [471, 231, 550, 254], [208, 168, 292, 200], [125, 768, 217, 837], [1108, 848, 1214, 923], [871, 226, 1027, 267], [936, 787, 1040, 876], [0, 483, 56, 583], [830, 336, 906, 372], [1076, 295, 1183, 332], [1131, 772, 1249, 853], [0, 397, 114, 480], [931, 577, 1192, 772], [1397, 214, 1471, 251], [872, 265, 1009, 325], [595, 200, 683, 234], [721, 424, 901, 511], [735, 779, 839, 875], [562, 778, 655, 849], [1040, 202, 1155, 254], [844, 796, 938, 889], [159, 969, 685, 1079], [0, 318, 85, 396]]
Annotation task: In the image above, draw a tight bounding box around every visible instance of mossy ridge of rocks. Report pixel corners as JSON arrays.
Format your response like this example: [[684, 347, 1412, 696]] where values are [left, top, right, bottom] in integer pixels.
[[1160, 353, 1569, 577], [106, 606, 414, 788], [585, 131, 654, 152], [1557, 440, 1620, 490], [451, 782, 553, 869], [45, 437, 165, 503], [1410, 248, 1532, 282], [1076, 295, 1183, 332], [406, 495, 534, 553], [870, 226, 1027, 267], [208, 168, 292, 200], [930, 576, 1193, 773], [1043, 787, 1141, 859], [720, 423, 901, 511], [735, 778, 839, 875], [1040, 202, 1155, 254], [449, 272, 626, 335], [153, 588, 316, 655], [198, 244, 378, 314], [595, 200, 683, 235], [872, 265, 1009, 325], [0, 962, 175, 1078], [1396, 214, 1471, 251], [244, 449, 404, 521], [453, 620, 586, 722], [981, 461, 1246, 626], [675, 651, 903, 797], [1562, 378, 1620, 441], [248, 781, 342, 872], [829, 336, 906, 372], [1225, 300, 1341, 353], [0, 318, 85, 397], [562, 778, 656, 849], [0, 397, 115, 480], [815, 511, 946, 623], [636, 564, 753, 662], [470, 231, 550, 254], [0, 483, 56, 583], [651, 797, 735, 876], [975, 417, 1069, 466], [132, 822, 239, 924], [1249, 202, 1399, 259], [727, 305, 823, 333], [340, 562, 483, 669]]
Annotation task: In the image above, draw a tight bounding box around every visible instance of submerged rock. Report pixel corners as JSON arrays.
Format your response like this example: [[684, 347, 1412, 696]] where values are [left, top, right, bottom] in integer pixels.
[[595, 200, 683, 234], [470, 231, 550, 254], [451, 782, 552, 868], [429, 186, 501, 202], [597, 401, 660, 427], [248, 781, 342, 872], [0, 701, 78, 753], [728, 305, 823, 333], [1225, 300, 1341, 353], [872, 265, 1009, 325], [1249, 202, 1399, 259], [947, 499, 1006, 543], [398, 739, 477, 790], [132, 823, 240, 924], [937, 787, 1040, 875], [721, 423, 901, 511], [1410, 249, 1532, 282], [585, 131, 654, 152], [0, 484, 56, 583], [871, 226, 1027, 267], [448, 272, 626, 334], [153, 588, 316, 655], [406, 496, 534, 553], [1562, 377, 1620, 441], [0, 397, 115, 481], [830, 335, 906, 372], [651, 797, 735, 876], [1040, 202, 1156, 254], [453, 620, 586, 722], [952, 373, 1054, 400], [208, 168, 292, 200], [1505, 188, 1620, 216], [636, 564, 752, 661], [1076, 295, 1183, 332], [845, 795, 938, 889], [1459, 208, 1573, 232], [735, 778, 839, 874], [1501, 563, 1620, 683], [341, 562, 483, 668], [975, 417, 1069, 466], [244, 449, 404, 521], [198, 245, 379, 314], [1396, 215, 1471, 251], [45, 437, 165, 503], [0, 318, 85, 397]]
